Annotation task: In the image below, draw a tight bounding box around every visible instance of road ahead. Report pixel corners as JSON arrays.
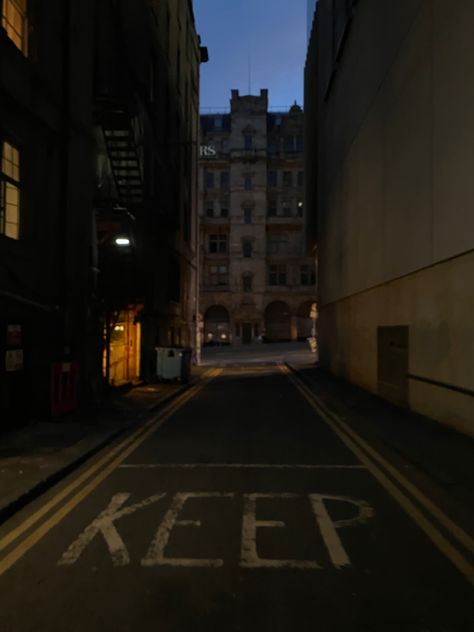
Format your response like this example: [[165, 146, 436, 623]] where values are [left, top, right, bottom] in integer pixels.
[[1, 364, 473, 631]]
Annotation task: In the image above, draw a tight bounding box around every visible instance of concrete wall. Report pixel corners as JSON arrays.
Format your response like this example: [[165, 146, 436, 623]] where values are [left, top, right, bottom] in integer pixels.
[[308, 0, 474, 434]]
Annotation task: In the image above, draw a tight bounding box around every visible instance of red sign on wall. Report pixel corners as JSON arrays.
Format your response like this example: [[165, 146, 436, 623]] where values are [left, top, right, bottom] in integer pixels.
[[6, 324, 22, 347]]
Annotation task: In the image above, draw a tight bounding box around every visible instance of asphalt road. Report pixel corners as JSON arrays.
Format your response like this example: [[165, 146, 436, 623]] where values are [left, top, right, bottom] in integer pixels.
[[0, 364, 473, 631]]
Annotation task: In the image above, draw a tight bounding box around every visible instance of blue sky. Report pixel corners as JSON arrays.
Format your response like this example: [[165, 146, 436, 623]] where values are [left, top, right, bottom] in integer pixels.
[[193, 0, 307, 110]]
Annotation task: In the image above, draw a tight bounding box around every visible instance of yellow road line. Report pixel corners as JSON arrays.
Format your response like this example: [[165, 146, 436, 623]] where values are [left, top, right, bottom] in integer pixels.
[[0, 368, 220, 559], [280, 364, 474, 587]]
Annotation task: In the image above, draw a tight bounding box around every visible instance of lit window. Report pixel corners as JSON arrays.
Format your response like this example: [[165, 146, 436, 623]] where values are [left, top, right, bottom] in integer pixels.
[[1, 141, 21, 240], [1, 0, 28, 55]]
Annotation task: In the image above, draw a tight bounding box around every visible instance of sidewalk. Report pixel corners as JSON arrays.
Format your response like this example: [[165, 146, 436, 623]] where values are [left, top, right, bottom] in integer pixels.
[[286, 359, 474, 534], [0, 367, 208, 523]]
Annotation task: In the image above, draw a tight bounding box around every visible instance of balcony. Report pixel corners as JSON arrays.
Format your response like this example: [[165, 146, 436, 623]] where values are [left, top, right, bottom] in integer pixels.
[[230, 147, 267, 162]]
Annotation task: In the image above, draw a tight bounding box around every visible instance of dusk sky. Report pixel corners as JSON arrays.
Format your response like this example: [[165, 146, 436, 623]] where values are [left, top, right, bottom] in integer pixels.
[[194, 0, 307, 110]]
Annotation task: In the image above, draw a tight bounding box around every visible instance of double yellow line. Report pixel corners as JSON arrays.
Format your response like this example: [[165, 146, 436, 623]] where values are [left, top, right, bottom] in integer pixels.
[[0, 368, 222, 577], [280, 364, 474, 587]]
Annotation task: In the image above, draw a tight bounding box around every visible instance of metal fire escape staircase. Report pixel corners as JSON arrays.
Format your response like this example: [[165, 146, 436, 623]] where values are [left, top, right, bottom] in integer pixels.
[[102, 113, 144, 208]]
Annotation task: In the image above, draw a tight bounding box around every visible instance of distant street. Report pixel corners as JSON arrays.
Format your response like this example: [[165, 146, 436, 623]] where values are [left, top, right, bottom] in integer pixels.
[[0, 346, 473, 631]]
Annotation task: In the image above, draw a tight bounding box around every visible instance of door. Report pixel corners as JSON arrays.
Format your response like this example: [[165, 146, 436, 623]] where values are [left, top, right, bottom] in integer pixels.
[[242, 323, 253, 344]]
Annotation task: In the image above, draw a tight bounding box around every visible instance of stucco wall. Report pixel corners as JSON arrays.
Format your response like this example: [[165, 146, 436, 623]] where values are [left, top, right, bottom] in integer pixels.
[[319, 251, 474, 437], [318, 1, 474, 304]]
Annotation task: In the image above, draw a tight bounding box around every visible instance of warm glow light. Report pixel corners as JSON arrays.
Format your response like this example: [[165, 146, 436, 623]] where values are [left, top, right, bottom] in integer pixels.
[[298, 201, 303, 207], [115, 237, 130, 246]]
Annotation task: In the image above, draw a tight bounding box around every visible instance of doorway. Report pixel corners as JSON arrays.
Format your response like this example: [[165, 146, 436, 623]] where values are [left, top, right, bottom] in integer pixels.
[[242, 323, 253, 344]]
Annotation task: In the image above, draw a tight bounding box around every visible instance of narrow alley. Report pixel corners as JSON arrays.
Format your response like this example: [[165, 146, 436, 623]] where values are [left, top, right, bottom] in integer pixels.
[[1, 350, 473, 631]]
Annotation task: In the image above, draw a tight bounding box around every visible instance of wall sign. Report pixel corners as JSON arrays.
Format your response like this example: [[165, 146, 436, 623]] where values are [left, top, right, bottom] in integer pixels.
[[6, 324, 22, 346], [6, 349, 23, 372], [200, 145, 217, 157]]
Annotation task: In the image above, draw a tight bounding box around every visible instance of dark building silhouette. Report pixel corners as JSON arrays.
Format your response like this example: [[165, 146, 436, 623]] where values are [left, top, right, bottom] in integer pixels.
[[0, 0, 206, 428]]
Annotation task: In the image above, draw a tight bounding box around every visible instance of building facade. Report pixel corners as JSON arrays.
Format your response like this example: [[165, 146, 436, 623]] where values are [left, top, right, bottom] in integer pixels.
[[199, 90, 315, 346], [0, 0, 205, 428], [305, 0, 474, 436]]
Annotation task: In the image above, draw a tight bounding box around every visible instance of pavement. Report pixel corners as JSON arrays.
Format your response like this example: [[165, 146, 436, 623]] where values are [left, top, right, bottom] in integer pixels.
[[0, 367, 208, 523], [0, 356, 472, 631]]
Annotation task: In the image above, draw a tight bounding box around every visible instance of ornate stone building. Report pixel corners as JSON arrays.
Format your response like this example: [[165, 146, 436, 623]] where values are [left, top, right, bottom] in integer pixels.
[[199, 89, 315, 345]]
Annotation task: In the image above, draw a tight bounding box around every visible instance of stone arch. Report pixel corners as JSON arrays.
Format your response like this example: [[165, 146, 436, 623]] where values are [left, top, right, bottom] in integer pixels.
[[296, 300, 314, 340], [264, 301, 291, 342], [204, 305, 231, 345]]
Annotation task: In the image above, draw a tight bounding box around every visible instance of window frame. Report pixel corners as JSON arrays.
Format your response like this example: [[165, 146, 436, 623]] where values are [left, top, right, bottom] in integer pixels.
[[1, 0, 28, 56], [0, 140, 21, 240], [208, 233, 228, 254], [268, 264, 287, 286]]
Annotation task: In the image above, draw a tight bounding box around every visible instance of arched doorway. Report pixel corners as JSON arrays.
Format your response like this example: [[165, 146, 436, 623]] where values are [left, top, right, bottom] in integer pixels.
[[204, 305, 230, 345], [297, 300, 314, 340], [264, 301, 291, 341]]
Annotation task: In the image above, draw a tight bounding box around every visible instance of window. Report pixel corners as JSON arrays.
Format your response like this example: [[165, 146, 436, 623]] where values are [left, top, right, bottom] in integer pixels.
[[267, 201, 277, 217], [267, 171, 277, 187], [284, 136, 295, 153], [213, 116, 223, 130], [209, 264, 228, 286], [269, 265, 287, 286], [267, 234, 289, 255], [268, 142, 278, 155], [208, 233, 228, 254], [2, 0, 28, 55], [283, 171, 292, 188], [297, 171, 304, 187], [205, 204, 214, 218], [296, 136, 304, 152], [244, 175, 252, 191], [219, 205, 229, 218], [243, 208, 252, 225], [220, 171, 229, 190], [281, 201, 292, 217], [242, 239, 252, 258], [205, 171, 214, 189], [244, 135, 253, 149], [0, 141, 20, 240], [243, 274, 252, 292], [300, 264, 315, 286]]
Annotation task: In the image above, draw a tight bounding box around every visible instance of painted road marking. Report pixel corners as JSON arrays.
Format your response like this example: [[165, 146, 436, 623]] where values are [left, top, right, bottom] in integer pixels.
[[0, 369, 222, 577], [58, 493, 166, 567], [142, 492, 234, 568], [57, 491, 374, 569], [118, 463, 367, 470], [241, 493, 320, 569], [280, 364, 474, 587], [309, 494, 374, 569]]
